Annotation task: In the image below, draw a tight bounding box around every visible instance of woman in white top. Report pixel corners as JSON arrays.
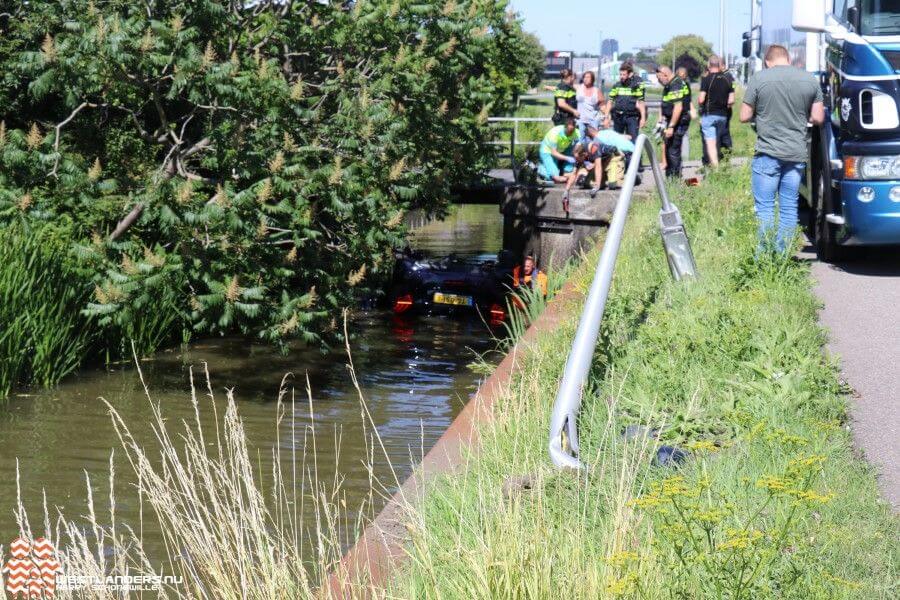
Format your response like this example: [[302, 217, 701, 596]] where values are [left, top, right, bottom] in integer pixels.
[[576, 71, 604, 138]]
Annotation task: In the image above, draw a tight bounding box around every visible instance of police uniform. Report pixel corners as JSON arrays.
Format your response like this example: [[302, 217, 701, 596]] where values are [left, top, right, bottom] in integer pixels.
[[553, 82, 577, 125], [661, 75, 692, 178], [608, 75, 646, 140]]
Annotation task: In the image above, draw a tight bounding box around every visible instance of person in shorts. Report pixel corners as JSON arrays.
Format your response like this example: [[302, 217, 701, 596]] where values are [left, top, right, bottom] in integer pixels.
[[698, 55, 735, 167]]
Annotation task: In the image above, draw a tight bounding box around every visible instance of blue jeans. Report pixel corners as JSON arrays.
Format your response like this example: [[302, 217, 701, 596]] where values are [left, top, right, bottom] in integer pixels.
[[751, 154, 805, 253]]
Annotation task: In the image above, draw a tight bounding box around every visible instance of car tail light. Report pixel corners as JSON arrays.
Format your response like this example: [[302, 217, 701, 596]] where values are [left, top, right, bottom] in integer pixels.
[[489, 303, 506, 324], [393, 294, 413, 314]]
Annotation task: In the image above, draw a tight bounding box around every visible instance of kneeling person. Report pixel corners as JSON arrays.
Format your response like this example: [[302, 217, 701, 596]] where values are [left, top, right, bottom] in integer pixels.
[[537, 118, 580, 184]]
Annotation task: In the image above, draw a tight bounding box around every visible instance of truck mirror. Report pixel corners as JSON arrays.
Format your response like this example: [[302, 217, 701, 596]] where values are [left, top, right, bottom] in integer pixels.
[[742, 39, 753, 59], [847, 6, 860, 32], [792, 0, 827, 32]]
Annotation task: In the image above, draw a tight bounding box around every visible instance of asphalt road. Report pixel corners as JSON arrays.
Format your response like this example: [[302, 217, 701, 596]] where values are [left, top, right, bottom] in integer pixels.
[[804, 245, 900, 510]]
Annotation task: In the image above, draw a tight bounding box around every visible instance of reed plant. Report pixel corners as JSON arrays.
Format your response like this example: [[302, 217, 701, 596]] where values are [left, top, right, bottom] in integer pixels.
[[0, 227, 95, 398], [499, 257, 574, 346]]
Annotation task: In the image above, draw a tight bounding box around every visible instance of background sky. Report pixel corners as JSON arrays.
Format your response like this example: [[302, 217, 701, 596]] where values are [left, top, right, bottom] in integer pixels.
[[509, 0, 752, 59]]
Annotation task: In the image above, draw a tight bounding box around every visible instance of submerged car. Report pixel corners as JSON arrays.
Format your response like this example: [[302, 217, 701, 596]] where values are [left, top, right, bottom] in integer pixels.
[[389, 249, 517, 324]]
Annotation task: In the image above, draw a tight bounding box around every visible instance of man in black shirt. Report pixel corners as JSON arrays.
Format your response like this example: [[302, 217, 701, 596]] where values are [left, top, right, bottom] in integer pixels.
[[698, 55, 735, 167], [657, 66, 691, 178], [604, 62, 646, 141]]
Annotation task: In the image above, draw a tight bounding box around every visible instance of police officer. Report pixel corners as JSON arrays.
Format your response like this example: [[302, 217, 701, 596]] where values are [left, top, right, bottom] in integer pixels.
[[656, 65, 691, 178], [552, 68, 579, 125], [604, 62, 646, 141]]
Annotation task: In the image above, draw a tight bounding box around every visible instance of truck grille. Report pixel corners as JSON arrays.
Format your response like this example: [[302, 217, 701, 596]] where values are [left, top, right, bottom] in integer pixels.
[[861, 90, 874, 125]]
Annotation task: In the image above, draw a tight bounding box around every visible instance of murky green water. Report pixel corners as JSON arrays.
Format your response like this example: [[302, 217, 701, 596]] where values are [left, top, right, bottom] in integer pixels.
[[0, 204, 502, 563]]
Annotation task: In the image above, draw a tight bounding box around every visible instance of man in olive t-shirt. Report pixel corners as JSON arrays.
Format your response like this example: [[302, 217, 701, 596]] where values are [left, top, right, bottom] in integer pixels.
[[741, 44, 824, 254]]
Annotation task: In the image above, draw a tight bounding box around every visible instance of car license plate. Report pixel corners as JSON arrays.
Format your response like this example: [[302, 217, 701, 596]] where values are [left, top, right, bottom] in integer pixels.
[[433, 292, 473, 306]]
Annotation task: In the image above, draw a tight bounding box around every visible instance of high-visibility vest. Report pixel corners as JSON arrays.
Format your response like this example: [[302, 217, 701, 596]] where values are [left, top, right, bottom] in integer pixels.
[[609, 76, 646, 115], [662, 76, 691, 124], [540, 125, 578, 154], [512, 266, 548, 296]]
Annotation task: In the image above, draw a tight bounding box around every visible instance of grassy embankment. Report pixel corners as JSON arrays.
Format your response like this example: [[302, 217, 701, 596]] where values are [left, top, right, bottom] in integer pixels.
[[389, 164, 899, 598]]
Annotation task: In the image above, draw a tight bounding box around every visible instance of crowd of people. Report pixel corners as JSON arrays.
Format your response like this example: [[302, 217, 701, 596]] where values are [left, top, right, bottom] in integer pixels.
[[535, 44, 823, 255], [536, 56, 738, 202]]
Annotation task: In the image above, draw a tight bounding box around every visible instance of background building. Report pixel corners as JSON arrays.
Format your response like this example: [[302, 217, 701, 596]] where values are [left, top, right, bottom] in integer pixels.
[[600, 38, 619, 59]]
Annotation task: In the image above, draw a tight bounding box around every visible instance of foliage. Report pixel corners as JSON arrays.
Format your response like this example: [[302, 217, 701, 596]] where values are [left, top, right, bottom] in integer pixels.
[[0, 0, 538, 348], [514, 30, 547, 92], [499, 258, 572, 346], [391, 166, 899, 598], [658, 34, 714, 79], [0, 226, 95, 397]]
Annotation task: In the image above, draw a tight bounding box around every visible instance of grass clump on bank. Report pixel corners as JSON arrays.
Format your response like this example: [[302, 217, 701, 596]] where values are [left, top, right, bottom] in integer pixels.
[[0, 227, 95, 397], [390, 165, 898, 598]]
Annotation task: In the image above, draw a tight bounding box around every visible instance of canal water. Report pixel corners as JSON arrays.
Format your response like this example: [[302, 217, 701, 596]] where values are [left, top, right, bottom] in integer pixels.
[[0, 204, 502, 563]]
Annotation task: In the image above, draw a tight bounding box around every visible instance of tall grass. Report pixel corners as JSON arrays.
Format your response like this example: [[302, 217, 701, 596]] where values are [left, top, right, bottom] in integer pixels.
[[390, 166, 899, 598], [0, 227, 95, 398], [499, 258, 574, 345], [11, 352, 385, 599]]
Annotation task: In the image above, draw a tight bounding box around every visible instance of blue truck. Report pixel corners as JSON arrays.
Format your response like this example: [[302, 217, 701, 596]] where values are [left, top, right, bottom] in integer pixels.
[[743, 0, 900, 261]]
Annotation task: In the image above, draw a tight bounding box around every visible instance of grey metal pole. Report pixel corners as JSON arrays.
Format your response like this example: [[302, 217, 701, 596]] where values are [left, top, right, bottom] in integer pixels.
[[720, 0, 726, 64], [548, 136, 648, 469], [548, 134, 696, 469], [644, 139, 673, 212]]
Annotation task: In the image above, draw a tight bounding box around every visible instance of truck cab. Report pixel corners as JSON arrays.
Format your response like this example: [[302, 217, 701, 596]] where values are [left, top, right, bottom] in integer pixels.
[[745, 0, 900, 260]]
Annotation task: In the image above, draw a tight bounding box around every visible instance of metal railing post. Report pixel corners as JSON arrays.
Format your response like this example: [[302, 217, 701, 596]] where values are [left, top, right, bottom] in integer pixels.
[[548, 134, 697, 469], [511, 120, 518, 174]]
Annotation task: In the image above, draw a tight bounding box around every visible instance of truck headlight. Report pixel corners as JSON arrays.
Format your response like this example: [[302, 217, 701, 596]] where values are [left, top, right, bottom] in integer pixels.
[[844, 155, 900, 180]]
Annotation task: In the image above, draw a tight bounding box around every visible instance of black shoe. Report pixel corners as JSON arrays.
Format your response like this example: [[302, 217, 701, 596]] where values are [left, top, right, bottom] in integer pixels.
[[608, 182, 621, 191]]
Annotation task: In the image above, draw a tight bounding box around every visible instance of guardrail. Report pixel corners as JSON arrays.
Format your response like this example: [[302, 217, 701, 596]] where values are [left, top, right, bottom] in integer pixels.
[[486, 116, 552, 174], [547, 133, 698, 469]]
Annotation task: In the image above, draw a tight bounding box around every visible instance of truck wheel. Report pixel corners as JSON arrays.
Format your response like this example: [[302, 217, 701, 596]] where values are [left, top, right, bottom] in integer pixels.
[[813, 170, 845, 263]]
